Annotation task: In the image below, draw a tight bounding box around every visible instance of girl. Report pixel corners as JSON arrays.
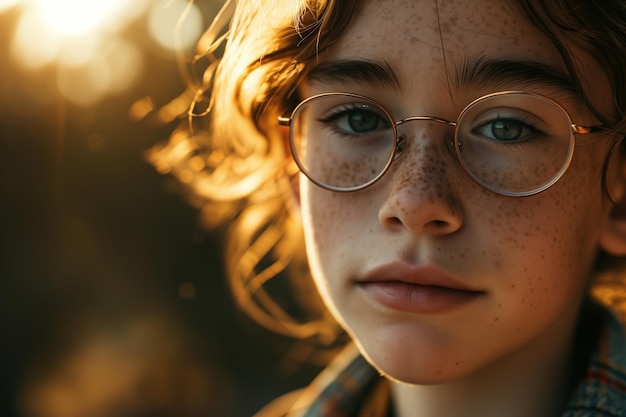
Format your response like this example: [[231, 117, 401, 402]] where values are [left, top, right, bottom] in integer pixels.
[[149, 0, 626, 415]]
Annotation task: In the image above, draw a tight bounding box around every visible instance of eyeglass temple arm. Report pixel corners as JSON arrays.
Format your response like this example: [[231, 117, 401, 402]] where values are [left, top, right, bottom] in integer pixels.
[[572, 124, 604, 134], [278, 115, 291, 126]]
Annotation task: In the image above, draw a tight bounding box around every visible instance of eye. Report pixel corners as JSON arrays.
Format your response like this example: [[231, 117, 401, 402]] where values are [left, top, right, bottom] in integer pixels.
[[319, 104, 392, 135], [472, 117, 545, 143]]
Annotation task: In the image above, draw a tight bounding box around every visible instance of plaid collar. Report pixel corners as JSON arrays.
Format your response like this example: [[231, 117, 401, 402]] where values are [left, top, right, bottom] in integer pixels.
[[564, 308, 626, 416], [283, 344, 387, 417], [278, 307, 626, 417]]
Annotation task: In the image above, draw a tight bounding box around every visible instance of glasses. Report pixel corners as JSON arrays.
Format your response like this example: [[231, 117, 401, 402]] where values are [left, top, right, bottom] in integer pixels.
[[278, 91, 603, 197]]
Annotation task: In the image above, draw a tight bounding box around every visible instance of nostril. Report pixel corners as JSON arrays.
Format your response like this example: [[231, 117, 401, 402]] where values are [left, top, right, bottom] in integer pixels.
[[391, 217, 404, 226], [428, 219, 453, 231], [383, 216, 404, 228]]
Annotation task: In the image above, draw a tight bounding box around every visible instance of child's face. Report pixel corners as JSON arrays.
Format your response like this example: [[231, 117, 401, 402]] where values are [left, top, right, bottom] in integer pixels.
[[298, 0, 619, 384]]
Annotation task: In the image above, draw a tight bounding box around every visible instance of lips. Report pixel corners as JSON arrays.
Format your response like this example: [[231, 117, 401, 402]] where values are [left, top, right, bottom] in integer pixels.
[[355, 262, 485, 314]]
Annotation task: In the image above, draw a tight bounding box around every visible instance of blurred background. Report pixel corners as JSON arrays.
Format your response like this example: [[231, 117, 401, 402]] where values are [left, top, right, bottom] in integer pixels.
[[0, 1, 320, 416]]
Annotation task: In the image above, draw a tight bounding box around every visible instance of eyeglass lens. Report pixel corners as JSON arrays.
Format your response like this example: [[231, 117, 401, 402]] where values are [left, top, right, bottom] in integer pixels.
[[289, 93, 574, 195]]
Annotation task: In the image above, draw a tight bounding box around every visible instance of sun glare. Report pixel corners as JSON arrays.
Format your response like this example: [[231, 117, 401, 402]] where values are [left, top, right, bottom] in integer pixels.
[[5, 0, 156, 105], [0, 0, 20, 12], [5, 0, 209, 106], [28, 0, 149, 36], [34, 0, 119, 36]]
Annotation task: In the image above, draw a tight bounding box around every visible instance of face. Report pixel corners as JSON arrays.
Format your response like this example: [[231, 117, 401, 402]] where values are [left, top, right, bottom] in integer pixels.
[[297, 0, 619, 384]]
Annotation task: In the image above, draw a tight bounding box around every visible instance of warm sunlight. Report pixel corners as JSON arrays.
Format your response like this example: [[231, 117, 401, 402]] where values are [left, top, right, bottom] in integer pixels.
[[148, 0, 204, 51], [0, 0, 19, 12], [10, 0, 148, 69], [3, 0, 205, 106], [31, 0, 139, 37]]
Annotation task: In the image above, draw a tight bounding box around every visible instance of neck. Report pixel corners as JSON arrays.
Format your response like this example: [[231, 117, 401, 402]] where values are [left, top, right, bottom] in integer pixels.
[[390, 312, 583, 417]]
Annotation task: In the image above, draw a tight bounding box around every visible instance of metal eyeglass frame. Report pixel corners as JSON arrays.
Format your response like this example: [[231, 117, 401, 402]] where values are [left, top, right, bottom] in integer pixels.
[[278, 91, 604, 197]]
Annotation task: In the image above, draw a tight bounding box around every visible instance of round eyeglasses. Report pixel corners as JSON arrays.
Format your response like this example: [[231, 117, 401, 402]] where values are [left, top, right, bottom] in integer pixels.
[[278, 91, 603, 197]]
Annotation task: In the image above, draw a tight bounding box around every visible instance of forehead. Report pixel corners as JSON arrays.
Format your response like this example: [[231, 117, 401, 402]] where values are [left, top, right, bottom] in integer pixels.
[[326, 0, 560, 78], [309, 0, 614, 119], [310, 0, 567, 101], [340, 0, 556, 59]]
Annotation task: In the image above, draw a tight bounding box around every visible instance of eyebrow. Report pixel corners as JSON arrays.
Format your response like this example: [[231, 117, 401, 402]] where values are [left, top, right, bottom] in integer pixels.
[[455, 56, 577, 94], [306, 56, 577, 97], [307, 59, 401, 90]]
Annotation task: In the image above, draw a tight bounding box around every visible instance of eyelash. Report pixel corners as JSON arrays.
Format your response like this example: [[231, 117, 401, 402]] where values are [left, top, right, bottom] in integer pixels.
[[318, 105, 391, 135], [471, 115, 548, 146]]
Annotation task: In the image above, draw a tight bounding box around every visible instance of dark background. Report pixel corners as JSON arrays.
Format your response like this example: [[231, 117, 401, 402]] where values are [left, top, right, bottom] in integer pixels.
[[0, 3, 319, 416]]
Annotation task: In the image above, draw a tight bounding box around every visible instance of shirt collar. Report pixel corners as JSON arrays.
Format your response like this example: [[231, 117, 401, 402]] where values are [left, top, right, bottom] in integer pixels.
[[285, 305, 626, 417], [564, 307, 626, 416]]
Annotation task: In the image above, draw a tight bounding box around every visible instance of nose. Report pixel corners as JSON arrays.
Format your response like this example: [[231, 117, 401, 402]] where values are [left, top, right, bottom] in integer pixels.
[[378, 126, 464, 236]]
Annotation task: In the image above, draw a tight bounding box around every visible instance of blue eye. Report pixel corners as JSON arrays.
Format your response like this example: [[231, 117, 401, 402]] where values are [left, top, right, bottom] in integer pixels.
[[473, 117, 544, 143], [344, 110, 386, 132], [319, 104, 392, 135]]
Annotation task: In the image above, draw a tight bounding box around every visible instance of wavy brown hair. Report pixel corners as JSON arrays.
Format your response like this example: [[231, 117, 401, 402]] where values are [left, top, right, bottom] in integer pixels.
[[148, 0, 626, 344]]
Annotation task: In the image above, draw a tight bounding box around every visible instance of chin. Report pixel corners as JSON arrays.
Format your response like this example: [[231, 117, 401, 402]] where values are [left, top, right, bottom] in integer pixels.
[[356, 339, 473, 386], [352, 321, 488, 386], [372, 357, 470, 386]]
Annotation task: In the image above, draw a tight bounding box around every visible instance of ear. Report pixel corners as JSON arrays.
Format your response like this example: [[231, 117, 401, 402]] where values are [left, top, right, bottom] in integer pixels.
[[600, 200, 626, 256], [599, 143, 626, 256]]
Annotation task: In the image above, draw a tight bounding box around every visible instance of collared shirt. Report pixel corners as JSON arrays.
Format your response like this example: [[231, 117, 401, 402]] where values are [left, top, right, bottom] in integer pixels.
[[255, 305, 626, 417], [564, 307, 626, 416]]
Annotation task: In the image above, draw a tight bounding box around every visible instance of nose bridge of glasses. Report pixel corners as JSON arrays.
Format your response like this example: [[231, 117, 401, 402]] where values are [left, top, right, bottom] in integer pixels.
[[395, 116, 456, 127], [393, 116, 457, 157]]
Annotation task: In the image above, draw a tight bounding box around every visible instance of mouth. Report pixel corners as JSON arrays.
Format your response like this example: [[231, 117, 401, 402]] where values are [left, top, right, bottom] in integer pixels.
[[355, 262, 485, 314]]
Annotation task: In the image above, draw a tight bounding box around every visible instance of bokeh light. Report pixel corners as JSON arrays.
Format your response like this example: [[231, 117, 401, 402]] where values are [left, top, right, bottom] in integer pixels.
[[56, 37, 143, 106], [5, 0, 204, 106], [148, 0, 204, 51], [32, 0, 142, 36], [10, 0, 149, 68]]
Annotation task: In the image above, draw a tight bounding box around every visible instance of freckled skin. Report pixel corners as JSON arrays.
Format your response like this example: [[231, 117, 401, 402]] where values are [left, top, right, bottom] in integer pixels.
[[300, 0, 618, 395]]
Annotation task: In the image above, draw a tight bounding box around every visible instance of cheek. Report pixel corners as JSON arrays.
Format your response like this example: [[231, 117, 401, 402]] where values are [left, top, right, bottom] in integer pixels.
[[301, 181, 371, 275], [300, 181, 382, 322], [304, 187, 347, 244], [482, 151, 608, 298]]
